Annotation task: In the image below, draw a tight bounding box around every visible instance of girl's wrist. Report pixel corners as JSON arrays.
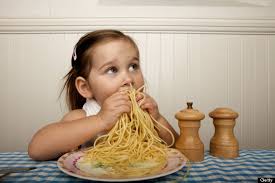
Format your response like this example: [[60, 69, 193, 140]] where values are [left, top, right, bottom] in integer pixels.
[[95, 113, 114, 131], [153, 113, 162, 122], [93, 114, 108, 131]]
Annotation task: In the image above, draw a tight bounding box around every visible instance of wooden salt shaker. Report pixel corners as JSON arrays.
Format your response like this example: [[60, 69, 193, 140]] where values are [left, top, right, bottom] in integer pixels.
[[209, 108, 239, 158], [175, 102, 205, 162]]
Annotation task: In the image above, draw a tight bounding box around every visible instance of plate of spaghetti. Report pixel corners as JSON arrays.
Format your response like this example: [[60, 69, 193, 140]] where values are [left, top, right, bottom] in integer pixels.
[[57, 86, 188, 181]]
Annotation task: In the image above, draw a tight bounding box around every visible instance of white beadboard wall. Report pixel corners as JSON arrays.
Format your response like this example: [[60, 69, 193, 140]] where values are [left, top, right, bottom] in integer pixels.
[[132, 33, 275, 150], [0, 0, 275, 151]]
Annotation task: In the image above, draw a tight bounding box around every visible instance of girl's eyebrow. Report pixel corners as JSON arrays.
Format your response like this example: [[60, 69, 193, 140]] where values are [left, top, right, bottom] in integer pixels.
[[128, 56, 139, 63], [98, 60, 117, 70], [131, 57, 139, 62], [99, 56, 139, 70]]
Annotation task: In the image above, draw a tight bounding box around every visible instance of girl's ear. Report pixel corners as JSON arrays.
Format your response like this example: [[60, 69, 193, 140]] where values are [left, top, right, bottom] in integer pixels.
[[75, 76, 93, 99]]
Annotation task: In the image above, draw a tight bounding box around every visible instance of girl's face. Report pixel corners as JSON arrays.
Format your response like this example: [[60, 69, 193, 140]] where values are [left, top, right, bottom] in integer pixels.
[[87, 39, 144, 106]]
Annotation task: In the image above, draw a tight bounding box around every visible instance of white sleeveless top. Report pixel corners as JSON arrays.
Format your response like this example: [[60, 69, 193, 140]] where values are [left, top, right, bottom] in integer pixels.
[[81, 99, 103, 148], [82, 99, 101, 116]]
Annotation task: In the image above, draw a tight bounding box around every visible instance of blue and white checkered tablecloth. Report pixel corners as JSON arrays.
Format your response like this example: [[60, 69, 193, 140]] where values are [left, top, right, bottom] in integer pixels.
[[0, 150, 274, 182]]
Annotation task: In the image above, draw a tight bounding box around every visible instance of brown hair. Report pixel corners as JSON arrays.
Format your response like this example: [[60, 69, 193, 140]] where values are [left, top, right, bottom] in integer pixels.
[[61, 30, 139, 110]]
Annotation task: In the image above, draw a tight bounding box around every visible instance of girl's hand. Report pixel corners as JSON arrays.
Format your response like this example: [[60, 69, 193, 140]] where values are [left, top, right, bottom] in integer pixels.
[[97, 89, 131, 131], [136, 93, 161, 121]]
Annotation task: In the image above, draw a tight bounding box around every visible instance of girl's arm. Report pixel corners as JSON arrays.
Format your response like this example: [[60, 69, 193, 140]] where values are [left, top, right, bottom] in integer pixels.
[[136, 93, 179, 146], [154, 115, 179, 147], [28, 110, 106, 161], [28, 90, 131, 161]]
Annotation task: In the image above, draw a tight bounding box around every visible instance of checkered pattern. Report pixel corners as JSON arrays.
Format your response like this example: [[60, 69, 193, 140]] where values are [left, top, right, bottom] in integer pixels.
[[0, 150, 274, 182]]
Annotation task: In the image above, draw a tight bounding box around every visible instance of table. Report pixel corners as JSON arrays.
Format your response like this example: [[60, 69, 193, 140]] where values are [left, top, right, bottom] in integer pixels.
[[0, 150, 274, 182]]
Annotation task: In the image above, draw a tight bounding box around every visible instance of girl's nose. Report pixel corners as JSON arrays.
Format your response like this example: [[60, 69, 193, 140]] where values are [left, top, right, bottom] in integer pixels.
[[122, 72, 134, 86]]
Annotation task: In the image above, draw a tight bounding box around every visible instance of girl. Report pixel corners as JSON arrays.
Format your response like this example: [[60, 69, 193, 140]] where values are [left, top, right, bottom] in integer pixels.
[[28, 30, 178, 161]]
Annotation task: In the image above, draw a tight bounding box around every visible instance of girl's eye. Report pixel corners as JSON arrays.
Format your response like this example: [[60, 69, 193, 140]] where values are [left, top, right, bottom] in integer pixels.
[[129, 63, 139, 72], [106, 66, 118, 74]]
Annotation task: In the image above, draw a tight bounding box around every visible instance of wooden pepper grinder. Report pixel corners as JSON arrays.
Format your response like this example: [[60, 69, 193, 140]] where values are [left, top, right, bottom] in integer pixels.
[[175, 102, 205, 162], [209, 108, 239, 158]]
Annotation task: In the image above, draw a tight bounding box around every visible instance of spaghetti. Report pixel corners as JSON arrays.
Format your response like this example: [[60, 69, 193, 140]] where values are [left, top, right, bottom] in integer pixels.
[[82, 86, 175, 177]]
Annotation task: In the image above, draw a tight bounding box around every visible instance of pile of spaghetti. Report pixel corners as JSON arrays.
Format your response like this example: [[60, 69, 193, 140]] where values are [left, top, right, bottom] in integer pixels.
[[82, 87, 174, 177]]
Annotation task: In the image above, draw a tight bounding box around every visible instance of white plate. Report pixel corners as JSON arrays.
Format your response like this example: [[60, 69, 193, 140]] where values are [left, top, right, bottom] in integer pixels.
[[57, 148, 187, 182]]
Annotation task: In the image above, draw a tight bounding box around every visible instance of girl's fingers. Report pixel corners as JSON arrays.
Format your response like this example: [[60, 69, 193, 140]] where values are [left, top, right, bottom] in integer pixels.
[[118, 86, 130, 93], [116, 104, 131, 114], [113, 99, 131, 109], [109, 92, 129, 102], [106, 93, 131, 108], [140, 102, 153, 110], [109, 102, 131, 118], [136, 93, 147, 107], [136, 93, 144, 102]]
